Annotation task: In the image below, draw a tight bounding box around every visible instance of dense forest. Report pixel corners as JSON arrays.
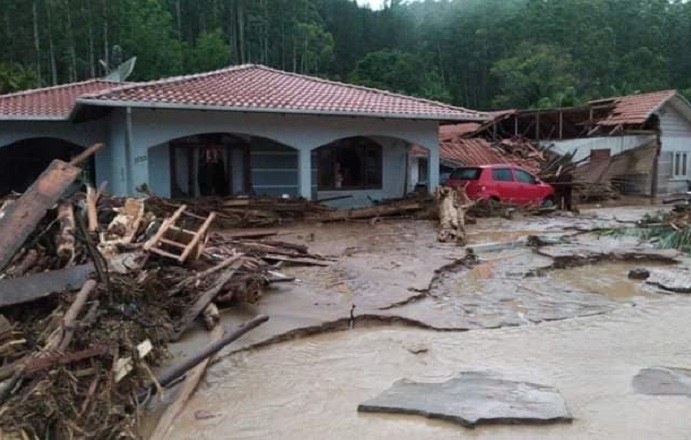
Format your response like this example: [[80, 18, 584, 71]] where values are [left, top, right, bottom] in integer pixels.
[[0, 0, 690, 110]]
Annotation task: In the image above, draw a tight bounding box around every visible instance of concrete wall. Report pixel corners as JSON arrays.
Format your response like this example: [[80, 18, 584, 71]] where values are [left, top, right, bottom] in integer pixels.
[[106, 107, 439, 203]]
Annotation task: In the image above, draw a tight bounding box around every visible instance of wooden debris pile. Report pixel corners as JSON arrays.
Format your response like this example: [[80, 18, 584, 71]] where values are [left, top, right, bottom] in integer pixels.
[[0, 146, 330, 438], [146, 195, 332, 228]]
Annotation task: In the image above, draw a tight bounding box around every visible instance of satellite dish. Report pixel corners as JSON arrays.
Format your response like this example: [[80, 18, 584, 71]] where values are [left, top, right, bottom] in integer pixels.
[[105, 57, 137, 82]]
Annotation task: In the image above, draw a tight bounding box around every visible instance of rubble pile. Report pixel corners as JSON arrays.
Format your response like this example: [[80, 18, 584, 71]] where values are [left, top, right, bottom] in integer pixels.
[[0, 148, 326, 438]]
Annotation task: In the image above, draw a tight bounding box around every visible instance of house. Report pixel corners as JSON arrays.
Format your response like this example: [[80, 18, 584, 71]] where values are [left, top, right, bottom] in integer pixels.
[[490, 90, 691, 195], [0, 65, 488, 207], [412, 90, 691, 197]]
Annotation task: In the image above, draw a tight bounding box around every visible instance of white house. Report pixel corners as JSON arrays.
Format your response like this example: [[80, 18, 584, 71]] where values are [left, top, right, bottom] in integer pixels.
[[0, 65, 488, 207]]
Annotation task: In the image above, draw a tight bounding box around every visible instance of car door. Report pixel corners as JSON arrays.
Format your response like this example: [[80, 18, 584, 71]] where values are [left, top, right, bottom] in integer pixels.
[[490, 167, 517, 203], [514, 168, 540, 205]]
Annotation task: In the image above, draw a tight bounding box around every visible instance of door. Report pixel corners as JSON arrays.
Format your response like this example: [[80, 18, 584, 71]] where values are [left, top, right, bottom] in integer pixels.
[[513, 168, 541, 205], [490, 167, 517, 203]]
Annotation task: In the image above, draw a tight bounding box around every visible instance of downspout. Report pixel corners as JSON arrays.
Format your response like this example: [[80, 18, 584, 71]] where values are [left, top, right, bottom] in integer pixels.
[[125, 106, 134, 194]]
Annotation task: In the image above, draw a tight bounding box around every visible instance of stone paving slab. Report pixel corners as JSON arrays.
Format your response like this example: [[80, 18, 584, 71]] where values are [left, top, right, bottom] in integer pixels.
[[358, 371, 573, 428], [646, 268, 691, 293]]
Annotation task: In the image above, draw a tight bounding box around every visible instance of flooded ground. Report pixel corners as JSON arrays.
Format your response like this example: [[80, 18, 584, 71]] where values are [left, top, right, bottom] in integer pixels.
[[159, 205, 691, 439]]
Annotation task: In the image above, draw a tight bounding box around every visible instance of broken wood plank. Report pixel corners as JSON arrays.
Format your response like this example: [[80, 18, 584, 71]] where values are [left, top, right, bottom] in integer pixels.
[[55, 201, 76, 265], [114, 339, 153, 383], [318, 201, 424, 222], [0, 160, 82, 271], [262, 254, 331, 267], [171, 262, 242, 341], [140, 315, 269, 401], [168, 254, 242, 297], [68, 142, 104, 166], [0, 263, 94, 308], [149, 324, 224, 440]]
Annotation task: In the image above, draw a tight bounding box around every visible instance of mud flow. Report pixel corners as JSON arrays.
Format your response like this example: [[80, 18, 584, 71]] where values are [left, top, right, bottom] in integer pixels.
[[153, 206, 691, 440]]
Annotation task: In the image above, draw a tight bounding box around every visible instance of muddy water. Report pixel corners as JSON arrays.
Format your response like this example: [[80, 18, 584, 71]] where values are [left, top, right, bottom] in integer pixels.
[[169, 294, 691, 440]]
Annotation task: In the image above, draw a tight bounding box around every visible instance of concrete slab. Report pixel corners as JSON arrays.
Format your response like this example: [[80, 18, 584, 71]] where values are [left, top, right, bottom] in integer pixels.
[[632, 367, 691, 397], [358, 371, 572, 428], [646, 268, 691, 293]]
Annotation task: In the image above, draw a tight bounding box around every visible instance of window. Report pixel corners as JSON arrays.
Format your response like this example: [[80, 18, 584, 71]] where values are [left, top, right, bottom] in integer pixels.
[[515, 169, 538, 185], [673, 152, 688, 178], [317, 137, 382, 190], [450, 168, 481, 180], [492, 168, 514, 182]]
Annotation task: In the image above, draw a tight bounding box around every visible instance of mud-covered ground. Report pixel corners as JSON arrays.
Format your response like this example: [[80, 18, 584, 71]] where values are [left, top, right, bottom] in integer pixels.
[[157, 204, 691, 439]]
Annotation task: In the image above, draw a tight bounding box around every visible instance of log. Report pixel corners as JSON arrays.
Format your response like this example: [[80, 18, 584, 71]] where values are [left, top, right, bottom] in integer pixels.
[[140, 315, 269, 401], [56, 201, 76, 266], [436, 187, 470, 244], [44, 279, 98, 351], [6, 249, 39, 277], [149, 323, 224, 440], [261, 254, 330, 266], [171, 262, 243, 341]]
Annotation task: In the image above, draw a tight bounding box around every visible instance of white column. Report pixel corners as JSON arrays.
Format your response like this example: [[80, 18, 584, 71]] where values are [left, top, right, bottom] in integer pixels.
[[427, 144, 440, 193], [298, 147, 312, 199]]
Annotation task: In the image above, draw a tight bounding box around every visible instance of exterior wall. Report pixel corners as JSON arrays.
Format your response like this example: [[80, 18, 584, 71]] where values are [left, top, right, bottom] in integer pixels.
[[0, 107, 441, 206], [116, 108, 439, 203], [541, 134, 655, 163], [657, 104, 691, 194]]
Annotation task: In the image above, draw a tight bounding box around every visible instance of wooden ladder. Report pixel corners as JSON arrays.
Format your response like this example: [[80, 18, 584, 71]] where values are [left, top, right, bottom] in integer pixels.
[[143, 205, 216, 263]]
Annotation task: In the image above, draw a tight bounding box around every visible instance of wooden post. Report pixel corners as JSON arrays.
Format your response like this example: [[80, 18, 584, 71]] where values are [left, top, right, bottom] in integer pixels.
[[535, 112, 541, 142], [559, 111, 564, 139]]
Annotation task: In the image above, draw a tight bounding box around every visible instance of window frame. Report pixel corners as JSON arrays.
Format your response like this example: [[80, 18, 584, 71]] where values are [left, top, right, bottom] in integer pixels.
[[514, 169, 538, 185], [491, 167, 515, 182], [673, 151, 689, 179], [317, 138, 384, 191]]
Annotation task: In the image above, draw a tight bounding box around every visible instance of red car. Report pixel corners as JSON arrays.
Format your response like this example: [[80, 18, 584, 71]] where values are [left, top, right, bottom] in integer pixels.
[[445, 164, 555, 207]]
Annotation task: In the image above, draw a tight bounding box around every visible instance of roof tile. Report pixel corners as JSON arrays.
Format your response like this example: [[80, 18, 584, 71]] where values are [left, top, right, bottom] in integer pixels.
[[0, 79, 123, 119], [594, 89, 677, 127], [80, 65, 488, 121]]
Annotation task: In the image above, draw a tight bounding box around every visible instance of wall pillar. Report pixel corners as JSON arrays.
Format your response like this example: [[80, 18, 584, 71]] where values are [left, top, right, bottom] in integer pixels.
[[298, 147, 312, 200], [427, 144, 440, 193]]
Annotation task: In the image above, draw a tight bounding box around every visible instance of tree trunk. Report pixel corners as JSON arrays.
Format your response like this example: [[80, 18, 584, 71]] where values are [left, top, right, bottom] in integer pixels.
[[435, 187, 471, 244], [32, 0, 42, 84], [46, 0, 57, 85]]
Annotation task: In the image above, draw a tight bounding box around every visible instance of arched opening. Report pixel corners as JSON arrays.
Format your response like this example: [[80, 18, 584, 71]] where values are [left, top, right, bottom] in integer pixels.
[[147, 133, 299, 198], [0, 137, 92, 195], [315, 136, 383, 190]]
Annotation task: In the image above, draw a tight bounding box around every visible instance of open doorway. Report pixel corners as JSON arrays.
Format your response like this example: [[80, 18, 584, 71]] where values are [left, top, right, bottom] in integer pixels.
[[168, 133, 249, 198]]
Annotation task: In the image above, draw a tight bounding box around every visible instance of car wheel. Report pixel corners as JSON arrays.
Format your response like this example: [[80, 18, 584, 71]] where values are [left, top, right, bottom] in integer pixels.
[[542, 197, 555, 208]]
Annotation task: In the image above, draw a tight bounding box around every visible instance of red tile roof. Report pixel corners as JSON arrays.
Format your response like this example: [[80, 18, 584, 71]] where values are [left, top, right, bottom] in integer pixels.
[[412, 137, 507, 167], [593, 89, 677, 127], [0, 79, 124, 120], [79, 65, 488, 121]]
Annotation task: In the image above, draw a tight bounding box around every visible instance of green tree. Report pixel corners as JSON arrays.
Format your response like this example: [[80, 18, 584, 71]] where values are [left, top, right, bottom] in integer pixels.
[[186, 28, 230, 73], [119, 0, 183, 80], [491, 43, 579, 109], [0, 62, 39, 93]]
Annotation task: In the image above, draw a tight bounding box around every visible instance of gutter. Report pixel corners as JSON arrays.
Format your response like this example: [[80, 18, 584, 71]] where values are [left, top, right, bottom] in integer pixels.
[[72, 98, 491, 123]]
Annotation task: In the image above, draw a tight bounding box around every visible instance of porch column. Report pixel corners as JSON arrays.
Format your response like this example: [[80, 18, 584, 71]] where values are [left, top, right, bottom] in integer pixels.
[[427, 144, 440, 193], [298, 147, 312, 200]]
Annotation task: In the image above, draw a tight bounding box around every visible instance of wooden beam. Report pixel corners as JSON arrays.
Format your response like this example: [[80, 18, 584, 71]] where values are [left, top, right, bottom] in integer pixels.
[[559, 111, 564, 139], [0, 264, 94, 308]]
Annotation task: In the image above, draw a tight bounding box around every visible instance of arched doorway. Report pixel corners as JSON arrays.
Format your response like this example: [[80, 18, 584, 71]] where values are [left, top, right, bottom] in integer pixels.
[[148, 133, 300, 198], [0, 138, 91, 195]]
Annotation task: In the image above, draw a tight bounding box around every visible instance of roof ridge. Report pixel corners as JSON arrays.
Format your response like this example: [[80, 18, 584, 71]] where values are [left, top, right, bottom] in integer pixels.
[[79, 64, 258, 99], [254, 65, 488, 116], [0, 78, 121, 100]]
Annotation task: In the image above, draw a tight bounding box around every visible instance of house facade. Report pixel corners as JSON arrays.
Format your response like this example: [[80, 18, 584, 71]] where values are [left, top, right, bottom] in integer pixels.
[[0, 65, 487, 207]]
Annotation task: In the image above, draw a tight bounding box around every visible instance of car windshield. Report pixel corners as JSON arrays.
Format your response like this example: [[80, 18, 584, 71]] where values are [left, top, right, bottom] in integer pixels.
[[450, 168, 481, 180]]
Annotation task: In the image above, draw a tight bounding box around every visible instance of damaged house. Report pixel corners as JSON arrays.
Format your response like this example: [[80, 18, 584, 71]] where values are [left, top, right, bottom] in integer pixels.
[[0, 65, 488, 207], [411, 90, 691, 197]]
